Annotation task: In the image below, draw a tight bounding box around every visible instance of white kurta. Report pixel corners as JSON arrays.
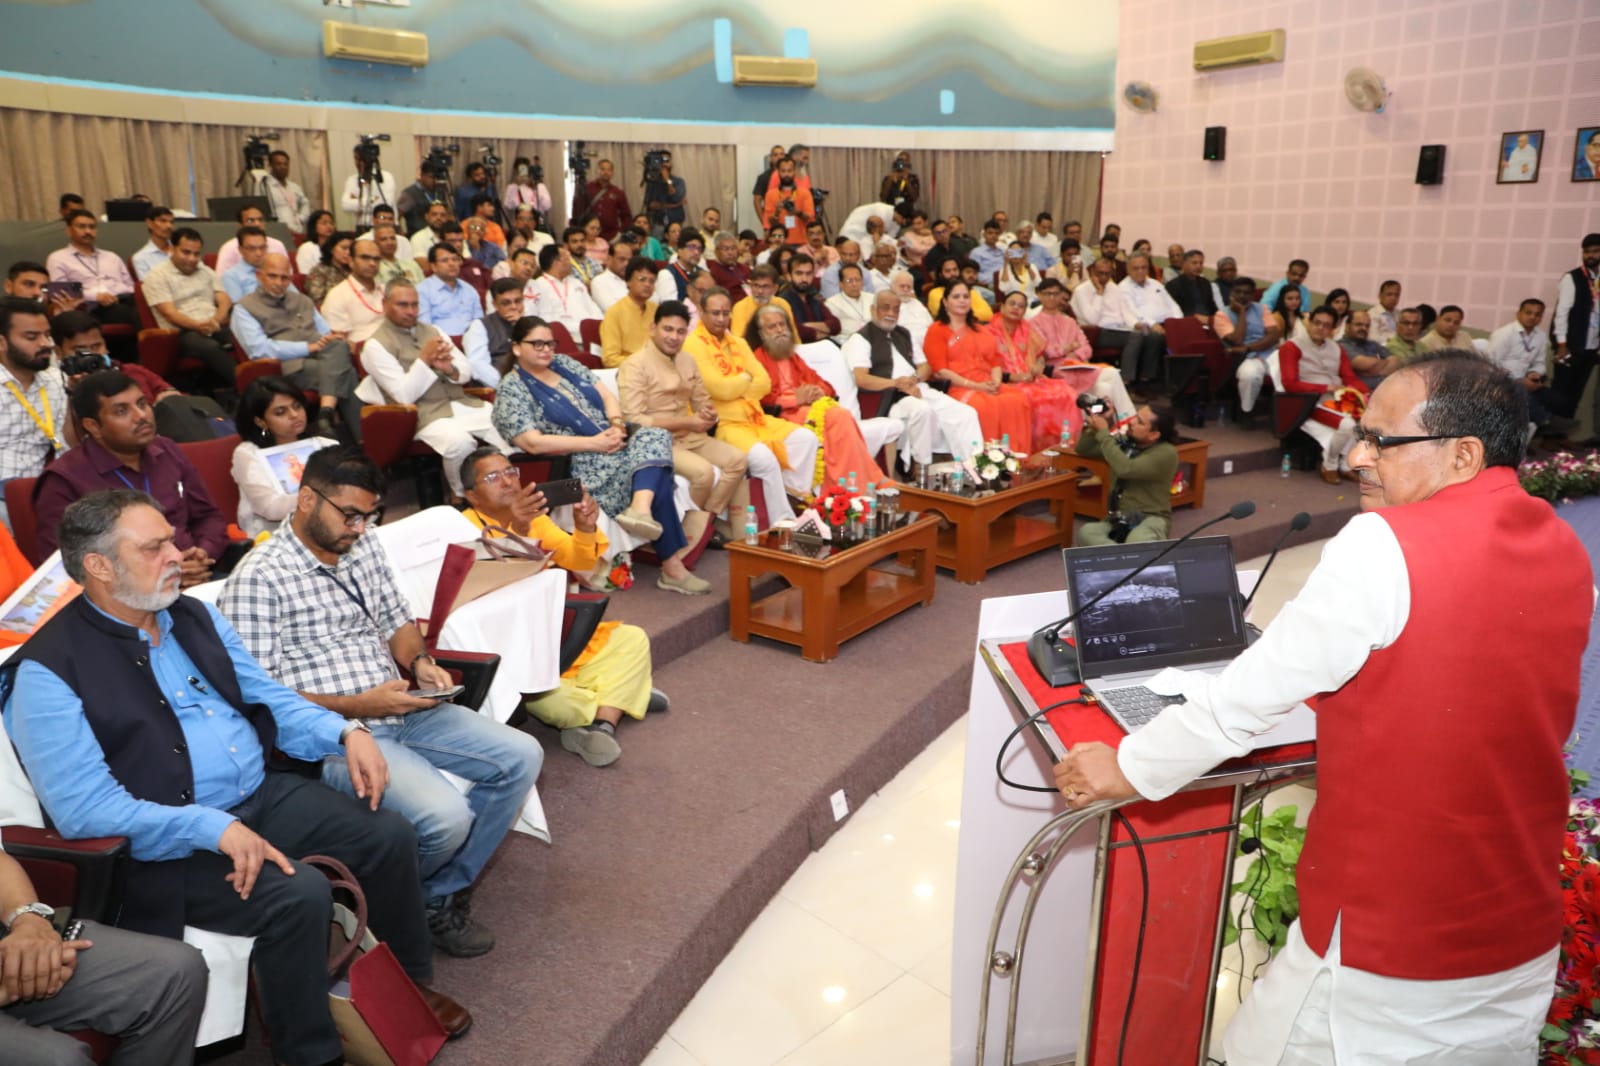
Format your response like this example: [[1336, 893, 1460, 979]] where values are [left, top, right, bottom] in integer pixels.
[[1116, 514, 1562, 1063]]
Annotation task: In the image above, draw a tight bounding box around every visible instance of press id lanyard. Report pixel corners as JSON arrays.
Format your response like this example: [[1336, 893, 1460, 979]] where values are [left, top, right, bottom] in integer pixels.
[[3, 380, 63, 453]]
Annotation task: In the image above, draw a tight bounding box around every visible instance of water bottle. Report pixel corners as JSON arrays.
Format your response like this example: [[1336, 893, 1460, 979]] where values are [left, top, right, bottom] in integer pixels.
[[1281, 453, 1292, 478], [951, 469, 965, 495], [744, 505, 759, 545], [862, 494, 876, 537], [1001, 433, 1011, 452], [847, 470, 859, 494], [1059, 425, 1072, 451]]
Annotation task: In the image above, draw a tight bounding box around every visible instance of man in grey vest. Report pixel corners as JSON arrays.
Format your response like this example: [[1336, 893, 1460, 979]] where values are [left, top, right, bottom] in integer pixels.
[[355, 278, 510, 497], [230, 253, 363, 440], [460, 277, 523, 387]]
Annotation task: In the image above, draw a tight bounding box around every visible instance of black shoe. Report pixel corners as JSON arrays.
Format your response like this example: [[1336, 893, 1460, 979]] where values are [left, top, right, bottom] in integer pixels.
[[427, 895, 495, 957], [707, 531, 728, 550], [1237, 411, 1258, 431], [314, 409, 338, 438]]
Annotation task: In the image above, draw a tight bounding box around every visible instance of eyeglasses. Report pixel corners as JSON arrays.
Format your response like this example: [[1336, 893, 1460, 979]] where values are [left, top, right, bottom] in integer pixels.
[[309, 485, 384, 528], [519, 338, 556, 351], [476, 468, 517, 485], [1350, 428, 1458, 458]]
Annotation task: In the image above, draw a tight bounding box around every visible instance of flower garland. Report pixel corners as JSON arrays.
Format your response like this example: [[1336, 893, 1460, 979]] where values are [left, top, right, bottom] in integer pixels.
[[801, 396, 839, 500], [1522, 450, 1600, 504]]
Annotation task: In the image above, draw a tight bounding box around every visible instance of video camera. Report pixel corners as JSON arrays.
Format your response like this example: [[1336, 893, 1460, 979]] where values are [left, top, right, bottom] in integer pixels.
[[422, 144, 459, 181], [643, 148, 672, 186], [355, 133, 390, 177], [892, 157, 909, 172], [478, 145, 501, 173], [60, 350, 116, 378], [517, 157, 544, 184], [243, 132, 279, 170], [1076, 391, 1111, 419], [567, 140, 591, 182]]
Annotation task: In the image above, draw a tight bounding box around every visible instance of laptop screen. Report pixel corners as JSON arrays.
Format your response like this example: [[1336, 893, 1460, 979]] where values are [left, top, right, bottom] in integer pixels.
[[1063, 536, 1249, 678]]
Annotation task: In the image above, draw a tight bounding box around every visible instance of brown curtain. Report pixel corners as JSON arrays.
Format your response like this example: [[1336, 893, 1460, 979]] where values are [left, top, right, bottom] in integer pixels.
[[191, 125, 329, 219], [0, 107, 193, 219], [808, 147, 901, 230], [414, 136, 566, 229], [919, 150, 1102, 237], [582, 141, 735, 236]]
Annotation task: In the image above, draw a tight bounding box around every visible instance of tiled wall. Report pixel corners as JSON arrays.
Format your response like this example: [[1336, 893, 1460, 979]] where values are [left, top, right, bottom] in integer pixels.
[[1103, 0, 1600, 328]]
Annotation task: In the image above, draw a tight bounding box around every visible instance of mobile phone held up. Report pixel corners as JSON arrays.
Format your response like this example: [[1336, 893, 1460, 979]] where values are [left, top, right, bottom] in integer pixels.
[[534, 477, 584, 509]]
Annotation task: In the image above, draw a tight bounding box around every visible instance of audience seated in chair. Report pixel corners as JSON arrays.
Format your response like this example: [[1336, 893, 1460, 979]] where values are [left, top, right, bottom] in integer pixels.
[[417, 244, 483, 337], [777, 254, 841, 345], [219, 226, 275, 303], [318, 237, 387, 344], [0, 298, 69, 511], [34, 371, 235, 580], [53, 311, 227, 445], [1116, 252, 1184, 391], [1416, 304, 1466, 353], [145, 227, 238, 391], [683, 290, 817, 524], [1369, 280, 1403, 346], [528, 245, 603, 342], [1074, 404, 1180, 545], [927, 257, 994, 324], [219, 444, 540, 960], [230, 376, 338, 538], [989, 290, 1081, 446], [1164, 249, 1218, 321], [825, 263, 876, 338], [843, 290, 982, 471], [459, 449, 669, 768], [1279, 306, 1369, 483], [589, 237, 635, 314], [408, 202, 453, 269], [1487, 298, 1573, 437], [214, 205, 288, 278], [617, 299, 749, 542], [357, 278, 510, 499], [297, 209, 337, 275], [230, 252, 363, 440], [131, 203, 175, 281], [1386, 307, 1426, 366], [1216, 276, 1284, 427], [493, 316, 711, 595], [599, 256, 659, 369], [1339, 309, 1397, 389], [1261, 258, 1313, 313], [653, 227, 707, 304], [4, 489, 469, 1061], [889, 271, 935, 354], [303, 229, 353, 308], [924, 282, 1034, 452], [5, 261, 75, 319], [729, 264, 800, 346], [45, 211, 140, 336], [1072, 258, 1164, 397], [462, 277, 525, 387], [1027, 278, 1135, 420], [373, 224, 424, 288]]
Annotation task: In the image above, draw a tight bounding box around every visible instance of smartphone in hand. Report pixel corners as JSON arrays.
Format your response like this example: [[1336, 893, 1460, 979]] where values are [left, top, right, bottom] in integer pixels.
[[409, 685, 466, 701], [535, 478, 584, 508]]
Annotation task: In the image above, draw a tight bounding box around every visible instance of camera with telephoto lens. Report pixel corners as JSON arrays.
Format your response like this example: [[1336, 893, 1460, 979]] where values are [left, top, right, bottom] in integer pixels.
[[1105, 509, 1145, 544], [243, 132, 279, 170], [643, 148, 672, 185], [478, 145, 501, 170], [1076, 391, 1110, 418], [528, 161, 544, 184], [422, 144, 458, 181], [354, 134, 390, 173], [61, 350, 115, 378], [892, 158, 908, 172]]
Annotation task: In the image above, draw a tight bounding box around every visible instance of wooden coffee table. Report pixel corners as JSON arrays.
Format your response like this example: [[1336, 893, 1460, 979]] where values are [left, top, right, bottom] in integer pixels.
[[726, 514, 938, 663], [896, 468, 1078, 584]]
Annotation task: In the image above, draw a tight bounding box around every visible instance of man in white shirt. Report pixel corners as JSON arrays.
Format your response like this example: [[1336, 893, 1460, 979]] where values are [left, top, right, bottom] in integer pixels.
[[131, 204, 175, 281], [819, 239, 878, 300], [214, 204, 289, 277], [889, 271, 933, 353], [825, 263, 875, 337], [416, 245, 483, 336], [529, 245, 603, 340], [356, 278, 509, 497], [1073, 258, 1164, 389], [1487, 297, 1571, 435], [1370, 280, 1402, 345], [340, 146, 398, 230], [320, 238, 387, 343], [843, 290, 982, 469], [1116, 253, 1182, 386], [143, 227, 237, 388], [263, 150, 312, 232], [409, 202, 452, 269], [866, 240, 901, 294], [838, 201, 910, 247], [589, 238, 635, 314], [1033, 213, 1062, 263], [1500, 133, 1539, 182]]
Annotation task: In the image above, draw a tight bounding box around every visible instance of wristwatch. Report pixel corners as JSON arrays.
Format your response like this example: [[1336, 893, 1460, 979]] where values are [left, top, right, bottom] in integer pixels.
[[339, 720, 373, 744], [4, 902, 54, 931]]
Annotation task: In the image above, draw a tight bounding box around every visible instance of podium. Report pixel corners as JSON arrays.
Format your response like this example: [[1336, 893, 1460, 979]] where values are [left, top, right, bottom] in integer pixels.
[[951, 591, 1316, 1066]]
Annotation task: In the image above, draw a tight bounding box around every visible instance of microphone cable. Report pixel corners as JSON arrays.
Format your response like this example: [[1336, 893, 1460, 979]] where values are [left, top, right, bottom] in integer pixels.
[[994, 696, 1090, 794]]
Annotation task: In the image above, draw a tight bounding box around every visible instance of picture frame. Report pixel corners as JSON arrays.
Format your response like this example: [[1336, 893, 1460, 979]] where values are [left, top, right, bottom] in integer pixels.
[[1497, 129, 1544, 184], [1574, 127, 1600, 183], [254, 437, 334, 495]]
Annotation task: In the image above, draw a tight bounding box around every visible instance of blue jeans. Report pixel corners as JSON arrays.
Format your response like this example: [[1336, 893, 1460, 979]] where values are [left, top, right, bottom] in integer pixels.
[[633, 464, 687, 557], [320, 703, 543, 903]]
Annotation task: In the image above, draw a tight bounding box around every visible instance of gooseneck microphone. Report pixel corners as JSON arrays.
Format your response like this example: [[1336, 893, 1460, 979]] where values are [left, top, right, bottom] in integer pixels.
[[1241, 511, 1312, 615], [1027, 501, 1258, 688]]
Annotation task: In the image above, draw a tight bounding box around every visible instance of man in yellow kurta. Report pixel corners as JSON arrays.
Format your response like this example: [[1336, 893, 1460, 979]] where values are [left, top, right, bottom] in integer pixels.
[[728, 263, 800, 346], [460, 447, 664, 769], [682, 286, 817, 524], [599, 256, 658, 368]]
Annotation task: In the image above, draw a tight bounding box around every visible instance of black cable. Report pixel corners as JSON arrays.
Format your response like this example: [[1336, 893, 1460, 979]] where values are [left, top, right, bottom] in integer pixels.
[[1110, 809, 1149, 1066], [993, 697, 1090, 793], [1234, 798, 1270, 1003]]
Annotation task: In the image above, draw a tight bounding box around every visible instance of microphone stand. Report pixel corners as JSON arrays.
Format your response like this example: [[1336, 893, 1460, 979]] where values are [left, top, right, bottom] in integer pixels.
[[1026, 502, 1257, 688]]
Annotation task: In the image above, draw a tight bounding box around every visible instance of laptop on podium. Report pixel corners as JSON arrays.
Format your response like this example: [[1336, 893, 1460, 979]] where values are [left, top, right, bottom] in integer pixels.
[[1063, 537, 1316, 747]]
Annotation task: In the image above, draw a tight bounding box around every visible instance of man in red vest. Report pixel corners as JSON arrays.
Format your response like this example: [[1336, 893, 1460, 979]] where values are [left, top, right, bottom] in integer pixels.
[[1056, 348, 1594, 1063]]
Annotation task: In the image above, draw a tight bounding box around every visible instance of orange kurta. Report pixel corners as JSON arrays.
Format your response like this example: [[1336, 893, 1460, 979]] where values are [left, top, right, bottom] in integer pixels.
[[0, 523, 44, 648], [923, 322, 1033, 452], [754, 349, 888, 486]]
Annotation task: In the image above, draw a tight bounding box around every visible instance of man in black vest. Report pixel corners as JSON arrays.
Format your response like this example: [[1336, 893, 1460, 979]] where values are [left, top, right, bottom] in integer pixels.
[[1553, 233, 1600, 444], [461, 277, 523, 386], [1, 490, 471, 1065]]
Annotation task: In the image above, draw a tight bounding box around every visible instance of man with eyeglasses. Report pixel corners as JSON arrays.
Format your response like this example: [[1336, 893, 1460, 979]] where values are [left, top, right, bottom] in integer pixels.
[[1056, 349, 1593, 1065], [220, 443, 541, 965], [320, 237, 388, 344]]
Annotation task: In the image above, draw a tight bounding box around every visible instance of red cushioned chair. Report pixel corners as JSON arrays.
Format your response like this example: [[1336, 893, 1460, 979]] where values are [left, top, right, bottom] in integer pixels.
[[548, 321, 600, 368], [133, 282, 244, 384], [1077, 323, 1125, 367], [1161, 316, 1224, 412], [579, 318, 603, 359], [5, 476, 41, 565], [177, 434, 244, 533]]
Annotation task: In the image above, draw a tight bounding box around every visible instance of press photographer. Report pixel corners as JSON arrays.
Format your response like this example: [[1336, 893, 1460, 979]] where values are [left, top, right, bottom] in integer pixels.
[[762, 154, 815, 248], [1072, 397, 1179, 545], [339, 134, 395, 229], [642, 149, 686, 233], [51, 311, 229, 443], [503, 155, 552, 232], [879, 151, 920, 211], [398, 144, 456, 234], [454, 147, 503, 225]]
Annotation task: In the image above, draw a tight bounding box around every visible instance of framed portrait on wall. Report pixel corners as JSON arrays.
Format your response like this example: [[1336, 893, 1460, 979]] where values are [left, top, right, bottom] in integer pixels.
[[1574, 127, 1600, 183], [1497, 130, 1544, 184]]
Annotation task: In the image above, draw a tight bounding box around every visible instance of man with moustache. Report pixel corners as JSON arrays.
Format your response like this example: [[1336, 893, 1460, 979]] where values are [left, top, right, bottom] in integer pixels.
[[0, 299, 69, 517]]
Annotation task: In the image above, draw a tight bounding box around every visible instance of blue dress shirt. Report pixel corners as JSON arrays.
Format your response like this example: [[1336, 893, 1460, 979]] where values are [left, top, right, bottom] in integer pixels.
[[417, 275, 483, 336], [1261, 279, 1311, 313], [222, 260, 261, 302], [818, 261, 882, 299], [4, 600, 346, 861], [231, 302, 333, 361], [1027, 243, 1058, 272], [970, 242, 1007, 283]]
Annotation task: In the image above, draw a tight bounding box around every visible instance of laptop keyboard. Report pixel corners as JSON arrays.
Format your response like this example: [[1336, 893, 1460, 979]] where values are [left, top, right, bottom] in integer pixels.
[[1097, 685, 1185, 730]]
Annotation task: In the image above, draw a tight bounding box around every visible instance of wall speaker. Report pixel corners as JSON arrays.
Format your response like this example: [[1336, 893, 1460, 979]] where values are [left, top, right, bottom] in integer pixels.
[[1415, 144, 1446, 185], [1204, 126, 1227, 161]]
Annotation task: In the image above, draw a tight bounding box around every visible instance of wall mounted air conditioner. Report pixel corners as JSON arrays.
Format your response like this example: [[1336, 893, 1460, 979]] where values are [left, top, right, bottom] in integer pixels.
[[322, 21, 430, 67], [1193, 29, 1286, 72], [733, 56, 817, 88]]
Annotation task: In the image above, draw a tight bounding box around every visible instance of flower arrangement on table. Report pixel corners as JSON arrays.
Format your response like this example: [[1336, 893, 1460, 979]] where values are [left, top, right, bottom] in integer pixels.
[[1543, 762, 1600, 1065], [811, 483, 866, 530], [972, 440, 1025, 487], [1321, 385, 1367, 420], [1522, 450, 1600, 504]]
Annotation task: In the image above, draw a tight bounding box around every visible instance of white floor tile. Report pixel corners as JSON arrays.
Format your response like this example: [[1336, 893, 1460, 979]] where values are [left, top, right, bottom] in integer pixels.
[[776, 974, 951, 1066], [909, 935, 954, 996], [666, 896, 904, 1066], [639, 1036, 703, 1066]]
